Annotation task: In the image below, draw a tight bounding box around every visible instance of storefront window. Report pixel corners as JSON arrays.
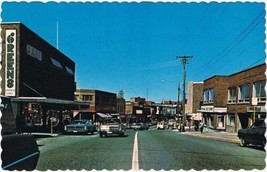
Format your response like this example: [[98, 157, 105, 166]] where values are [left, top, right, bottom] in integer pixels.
[[253, 81, 266, 102], [227, 115, 235, 126], [238, 84, 250, 103], [217, 115, 225, 128], [228, 87, 237, 103]]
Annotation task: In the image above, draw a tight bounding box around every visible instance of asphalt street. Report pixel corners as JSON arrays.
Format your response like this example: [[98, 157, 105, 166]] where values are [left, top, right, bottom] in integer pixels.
[[35, 128, 266, 171]]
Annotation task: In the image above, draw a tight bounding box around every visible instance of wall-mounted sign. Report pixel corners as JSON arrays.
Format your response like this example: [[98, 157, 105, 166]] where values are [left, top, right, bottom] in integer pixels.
[[5, 30, 16, 96]]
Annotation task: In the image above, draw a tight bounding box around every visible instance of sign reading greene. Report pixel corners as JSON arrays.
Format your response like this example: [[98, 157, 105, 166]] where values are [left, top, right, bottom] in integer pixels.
[[5, 30, 16, 96]]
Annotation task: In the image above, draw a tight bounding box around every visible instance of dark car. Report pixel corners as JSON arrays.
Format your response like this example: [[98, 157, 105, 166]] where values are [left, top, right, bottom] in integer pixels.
[[64, 120, 97, 135], [131, 123, 149, 130], [237, 119, 266, 147]]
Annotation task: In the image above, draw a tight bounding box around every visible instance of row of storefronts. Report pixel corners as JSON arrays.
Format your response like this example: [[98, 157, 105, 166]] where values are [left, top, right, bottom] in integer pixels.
[[200, 63, 266, 132]]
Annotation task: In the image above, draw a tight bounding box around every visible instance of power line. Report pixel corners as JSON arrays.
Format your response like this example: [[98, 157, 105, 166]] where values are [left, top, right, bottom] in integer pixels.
[[198, 10, 265, 79]]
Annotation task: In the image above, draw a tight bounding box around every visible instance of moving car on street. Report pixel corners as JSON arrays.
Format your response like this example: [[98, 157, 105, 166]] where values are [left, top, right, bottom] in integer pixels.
[[131, 123, 149, 130], [157, 121, 165, 130], [237, 119, 266, 147], [99, 118, 126, 137], [64, 119, 97, 135]]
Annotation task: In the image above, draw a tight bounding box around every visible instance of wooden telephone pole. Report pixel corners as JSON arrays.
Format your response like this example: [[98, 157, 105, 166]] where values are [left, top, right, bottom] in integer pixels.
[[176, 55, 192, 132]]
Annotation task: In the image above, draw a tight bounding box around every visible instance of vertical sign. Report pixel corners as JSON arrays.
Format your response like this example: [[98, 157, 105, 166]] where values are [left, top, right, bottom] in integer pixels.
[[5, 30, 16, 96]]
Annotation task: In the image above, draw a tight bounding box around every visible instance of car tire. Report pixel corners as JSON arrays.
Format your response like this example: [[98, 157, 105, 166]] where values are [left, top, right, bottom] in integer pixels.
[[239, 137, 247, 147], [262, 138, 266, 147], [100, 133, 103, 138]]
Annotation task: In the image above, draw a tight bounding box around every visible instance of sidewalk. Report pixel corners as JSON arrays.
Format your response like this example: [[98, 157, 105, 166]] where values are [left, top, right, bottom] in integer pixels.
[[176, 128, 240, 144]]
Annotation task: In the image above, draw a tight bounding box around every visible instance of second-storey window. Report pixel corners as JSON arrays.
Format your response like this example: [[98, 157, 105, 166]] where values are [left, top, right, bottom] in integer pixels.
[[204, 90, 209, 104], [238, 84, 250, 103], [228, 87, 237, 103], [253, 81, 266, 102], [209, 88, 214, 103]]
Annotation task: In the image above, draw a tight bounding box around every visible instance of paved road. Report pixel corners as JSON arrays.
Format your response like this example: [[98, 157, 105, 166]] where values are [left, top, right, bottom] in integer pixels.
[[35, 129, 265, 171]]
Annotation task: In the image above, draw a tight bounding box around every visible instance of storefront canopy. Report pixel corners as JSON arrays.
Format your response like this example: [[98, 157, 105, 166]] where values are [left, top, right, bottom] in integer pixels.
[[97, 113, 112, 118], [11, 97, 88, 106]]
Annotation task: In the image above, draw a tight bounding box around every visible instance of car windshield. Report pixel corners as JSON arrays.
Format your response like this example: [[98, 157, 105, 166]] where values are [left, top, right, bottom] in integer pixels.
[[71, 120, 87, 125], [103, 119, 120, 124]]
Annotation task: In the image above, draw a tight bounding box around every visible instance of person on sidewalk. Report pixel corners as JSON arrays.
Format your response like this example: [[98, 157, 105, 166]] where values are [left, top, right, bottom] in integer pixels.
[[200, 122, 205, 133]]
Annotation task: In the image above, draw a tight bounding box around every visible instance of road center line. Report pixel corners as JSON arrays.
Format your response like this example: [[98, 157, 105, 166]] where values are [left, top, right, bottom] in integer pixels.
[[132, 131, 139, 171]]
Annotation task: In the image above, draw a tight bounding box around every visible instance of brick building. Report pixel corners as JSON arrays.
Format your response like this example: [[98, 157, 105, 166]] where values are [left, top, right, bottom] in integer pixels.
[[1, 22, 78, 132], [125, 97, 155, 123], [74, 89, 117, 121], [187, 82, 204, 128], [201, 63, 266, 132], [201, 76, 229, 130], [227, 63, 266, 132]]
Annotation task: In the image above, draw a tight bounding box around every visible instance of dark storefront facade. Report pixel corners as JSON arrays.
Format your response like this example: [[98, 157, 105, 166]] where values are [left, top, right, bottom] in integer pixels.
[[1, 22, 78, 132]]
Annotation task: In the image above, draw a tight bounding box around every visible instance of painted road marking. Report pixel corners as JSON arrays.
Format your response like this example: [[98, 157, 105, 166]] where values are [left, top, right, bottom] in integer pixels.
[[132, 131, 139, 171]]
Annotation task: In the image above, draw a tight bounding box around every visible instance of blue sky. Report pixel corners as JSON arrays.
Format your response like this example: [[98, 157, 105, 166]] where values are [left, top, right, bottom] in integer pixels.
[[1, 1, 266, 102]]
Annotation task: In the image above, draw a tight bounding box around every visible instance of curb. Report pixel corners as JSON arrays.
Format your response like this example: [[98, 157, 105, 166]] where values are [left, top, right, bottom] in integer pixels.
[[184, 132, 240, 144]]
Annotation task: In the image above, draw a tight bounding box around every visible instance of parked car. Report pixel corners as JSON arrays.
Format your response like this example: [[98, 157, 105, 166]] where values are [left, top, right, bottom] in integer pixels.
[[157, 121, 165, 130], [99, 118, 126, 137], [64, 119, 97, 135], [130, 123, 140, 130], [131, 123, 149, 130], [237, 119, 266, 147], [167, 119, 175, 129]]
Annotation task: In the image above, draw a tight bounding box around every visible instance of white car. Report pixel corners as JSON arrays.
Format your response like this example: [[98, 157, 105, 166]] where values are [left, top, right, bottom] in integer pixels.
[[157, 121, 165, 130]]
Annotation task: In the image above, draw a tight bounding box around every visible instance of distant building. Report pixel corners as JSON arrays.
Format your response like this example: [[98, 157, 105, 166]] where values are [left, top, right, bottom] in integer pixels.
[[117, 97, 126, 120], [187, 82, 204, 128], [74, 89, 117, 121], [125, 97, 154, 123]]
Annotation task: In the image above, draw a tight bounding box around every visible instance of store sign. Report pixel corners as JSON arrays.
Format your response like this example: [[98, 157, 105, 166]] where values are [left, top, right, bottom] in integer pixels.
[[136, 110, 143, 114], [247, 106, 265, 112], [5, 30, 16, 96]]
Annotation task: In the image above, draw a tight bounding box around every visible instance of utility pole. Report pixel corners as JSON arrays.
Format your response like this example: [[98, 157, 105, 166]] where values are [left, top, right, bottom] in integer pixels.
[[177, 83, 180, 115], [177, 83, 181, 130], [177, 55, 193, 132]]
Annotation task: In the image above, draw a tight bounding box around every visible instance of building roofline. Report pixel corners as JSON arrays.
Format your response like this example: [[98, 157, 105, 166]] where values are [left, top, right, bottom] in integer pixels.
[[228, 63, 266, 77], [189, 82, 204, 84], [75, 89, 116, 95], [204, 63, 266, 82], [1, 22, 22, 24], [204, 75, 228, 81], [1, 22, 75, 64]]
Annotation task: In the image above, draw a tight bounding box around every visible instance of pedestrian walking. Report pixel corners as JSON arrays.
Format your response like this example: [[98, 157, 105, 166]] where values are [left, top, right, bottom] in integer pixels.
[[200, 122, 205, 134]]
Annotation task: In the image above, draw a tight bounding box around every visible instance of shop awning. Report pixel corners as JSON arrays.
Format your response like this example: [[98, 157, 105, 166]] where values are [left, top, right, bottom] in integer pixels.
[[11, 97, 88, 106], [97, 113, 112, 118], [109, 113, 120, 117], [73, 109, 91, 117]]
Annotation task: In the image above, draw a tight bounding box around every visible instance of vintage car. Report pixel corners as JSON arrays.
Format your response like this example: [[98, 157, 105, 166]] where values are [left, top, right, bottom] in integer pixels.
[[64, 119, 97, 135], [99, 118, 126, 137], [131, 123, 149, 130], [237, 119, 266, 147], [157, 121, 165, 130]]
